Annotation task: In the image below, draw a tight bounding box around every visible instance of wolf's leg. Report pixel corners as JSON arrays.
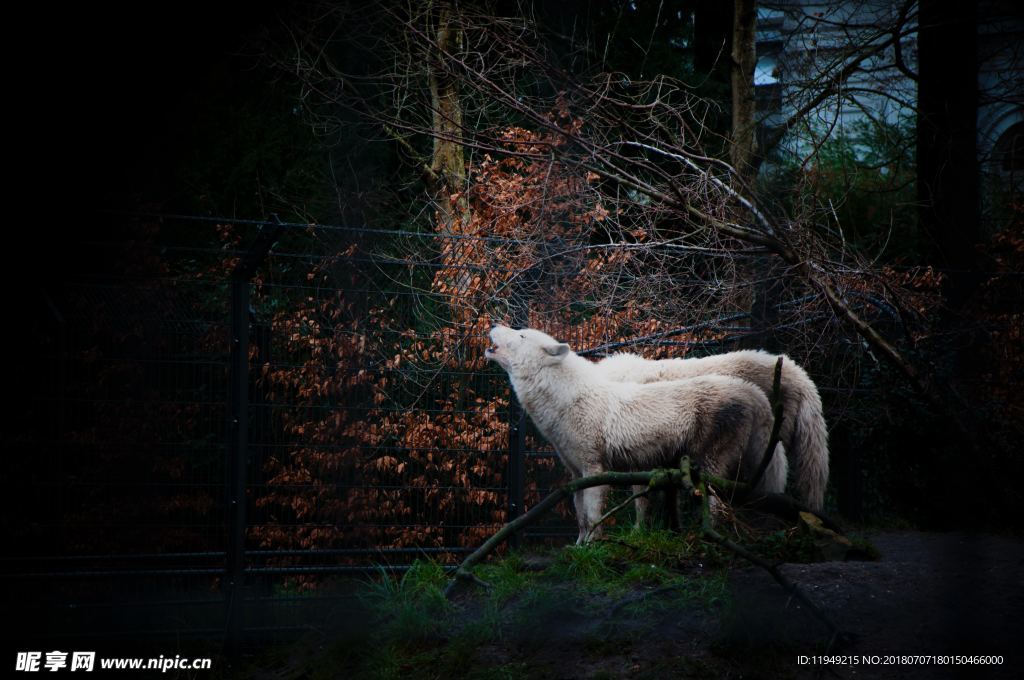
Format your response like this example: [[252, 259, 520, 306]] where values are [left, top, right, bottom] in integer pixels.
[[573, 489, 589, 544], [578, 484, 609, 543]]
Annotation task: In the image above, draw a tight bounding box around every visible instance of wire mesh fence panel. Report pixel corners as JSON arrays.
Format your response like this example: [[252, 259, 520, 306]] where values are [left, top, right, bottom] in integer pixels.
[[244, 221, 512, 572], [5, 215, 525, 641]]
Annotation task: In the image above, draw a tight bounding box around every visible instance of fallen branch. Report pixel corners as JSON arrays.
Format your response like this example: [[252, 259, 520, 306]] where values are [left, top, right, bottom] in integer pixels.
[[748, 356, 785, 495], [747, 493, 844, 534], [444, 454, 846, 645], [444, 469, 680, 598], [586, 487, 650, 542], [680, 458, 845, 644], [699, 475, 843, 535]]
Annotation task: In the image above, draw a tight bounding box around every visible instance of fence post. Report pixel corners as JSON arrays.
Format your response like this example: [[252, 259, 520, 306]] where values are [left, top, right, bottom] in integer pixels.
[[225, 220, 282, 658], [507, 393, 526, 549], [506, 308, 528, 549]]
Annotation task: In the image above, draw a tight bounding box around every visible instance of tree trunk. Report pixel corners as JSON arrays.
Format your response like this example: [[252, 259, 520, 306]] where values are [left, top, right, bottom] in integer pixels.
[[730, 0, 758, 182], [730, 0, 779, 351], [428, 0, 470, 233], [426, 0, 476, 333]]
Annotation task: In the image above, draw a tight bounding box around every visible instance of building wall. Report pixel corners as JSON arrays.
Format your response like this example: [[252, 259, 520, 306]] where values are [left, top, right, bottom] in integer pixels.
[[757, 0, 1022, 229]]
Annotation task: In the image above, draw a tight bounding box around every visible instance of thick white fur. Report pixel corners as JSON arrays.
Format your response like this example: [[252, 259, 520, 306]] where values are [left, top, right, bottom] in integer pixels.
[[597, 350, 829, 511], [485, 326, 788, 543]]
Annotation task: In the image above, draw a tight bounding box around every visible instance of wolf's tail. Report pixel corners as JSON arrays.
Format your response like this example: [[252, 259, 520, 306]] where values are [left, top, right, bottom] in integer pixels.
[[790, 384, 830, 511], [754, 441, 789, 496]]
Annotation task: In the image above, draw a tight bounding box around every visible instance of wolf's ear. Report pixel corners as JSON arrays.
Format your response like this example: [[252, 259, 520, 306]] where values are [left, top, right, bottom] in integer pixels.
[[543, 342, 570, 357]]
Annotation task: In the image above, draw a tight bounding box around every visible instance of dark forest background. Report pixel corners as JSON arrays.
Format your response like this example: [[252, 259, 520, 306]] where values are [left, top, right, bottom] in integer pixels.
[[10, 0, 1021, 526], [1, 1, 1022, 673]]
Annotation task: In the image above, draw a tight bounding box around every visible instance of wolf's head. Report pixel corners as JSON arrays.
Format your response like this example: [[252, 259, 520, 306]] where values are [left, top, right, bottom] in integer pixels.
[[485, 325, 572, 373]]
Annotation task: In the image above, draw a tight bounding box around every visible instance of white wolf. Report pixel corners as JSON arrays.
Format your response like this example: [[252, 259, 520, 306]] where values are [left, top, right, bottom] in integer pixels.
[[485, 326, 788, 543], [597, 350, 828, 510]]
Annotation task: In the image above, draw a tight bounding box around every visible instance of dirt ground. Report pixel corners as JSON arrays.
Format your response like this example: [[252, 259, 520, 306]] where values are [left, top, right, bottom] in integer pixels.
[[465, 531, 1024, 679], [721, 531, 1024, 679]]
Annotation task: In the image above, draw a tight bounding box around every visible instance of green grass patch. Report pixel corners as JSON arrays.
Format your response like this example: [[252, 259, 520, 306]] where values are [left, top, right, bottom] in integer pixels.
[[242, 531, 741, 678], [553, 541, 621, 588], [474, 551, 533, 604], [360, 561, 452, 642]]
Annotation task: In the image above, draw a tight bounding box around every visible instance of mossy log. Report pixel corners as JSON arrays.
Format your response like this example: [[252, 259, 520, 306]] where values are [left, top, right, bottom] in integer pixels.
[[445, 458, 846, 643]]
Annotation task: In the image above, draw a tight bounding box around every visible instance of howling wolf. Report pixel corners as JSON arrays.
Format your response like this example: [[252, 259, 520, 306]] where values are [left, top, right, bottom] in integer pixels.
[[485, 326, 787, 543]]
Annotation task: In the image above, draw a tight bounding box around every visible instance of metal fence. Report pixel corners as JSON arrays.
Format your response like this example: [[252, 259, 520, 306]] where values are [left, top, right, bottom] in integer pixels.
[[6, 211, 870, 650], [3, 214, 600, 649]]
